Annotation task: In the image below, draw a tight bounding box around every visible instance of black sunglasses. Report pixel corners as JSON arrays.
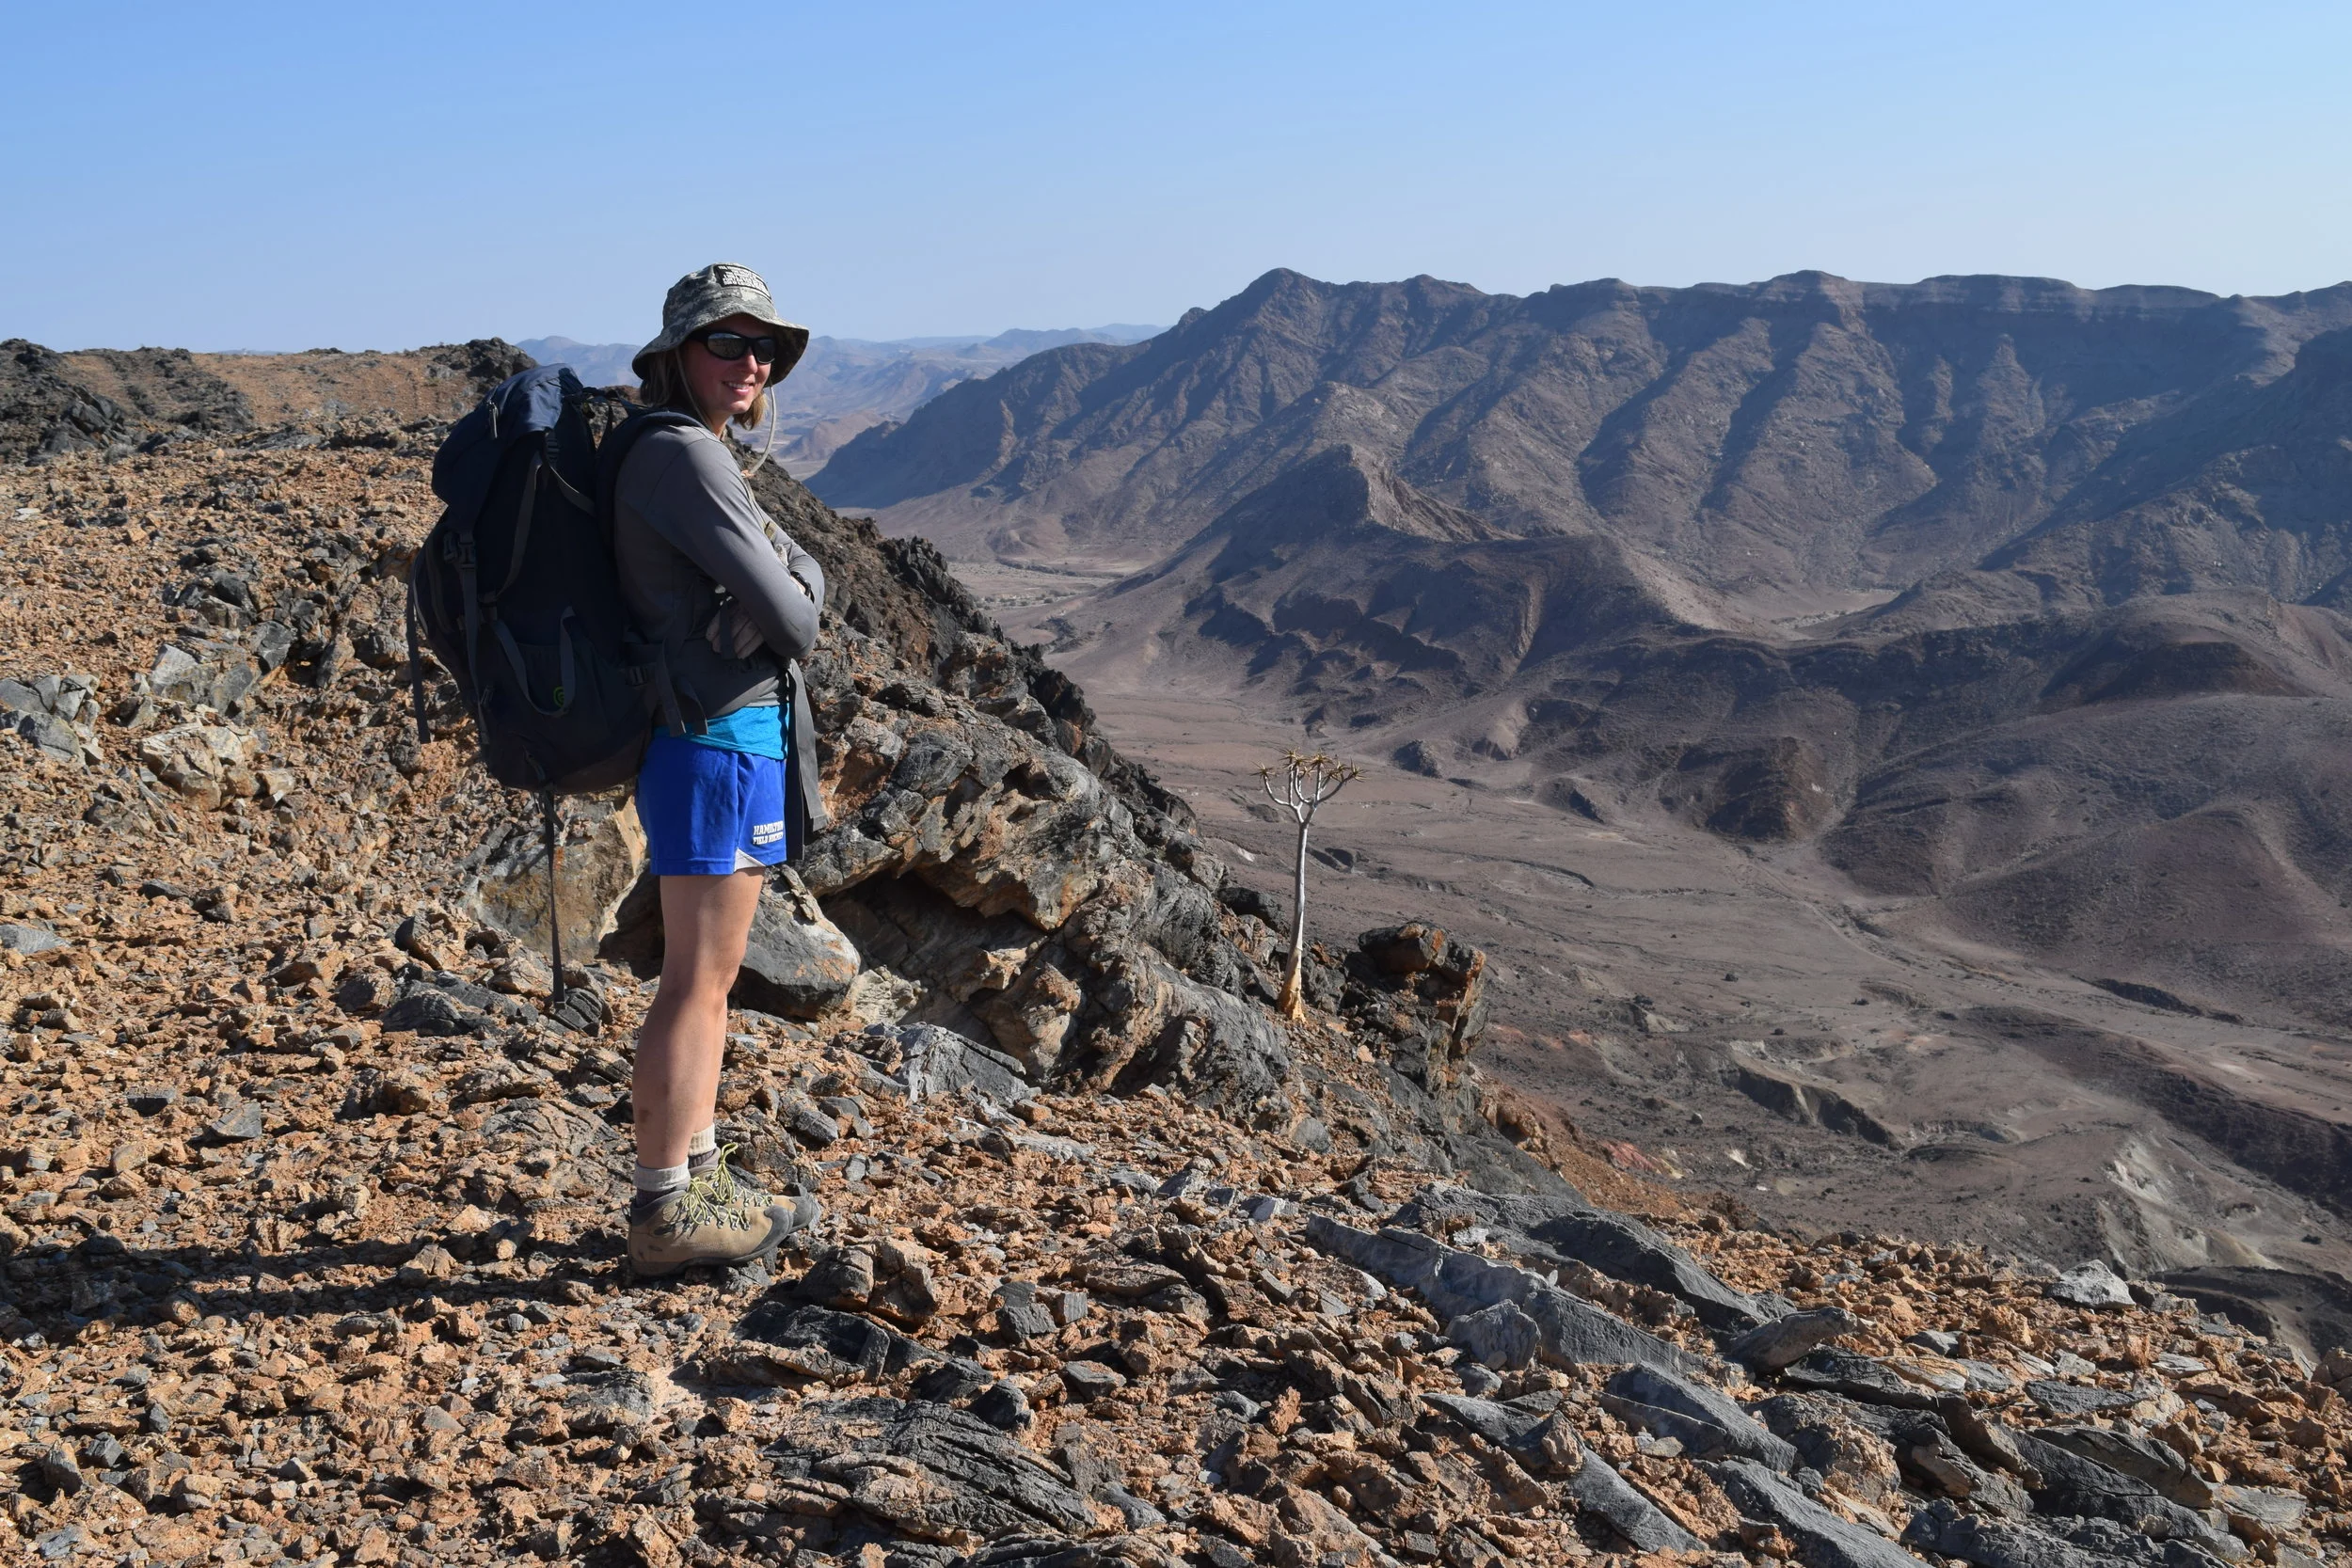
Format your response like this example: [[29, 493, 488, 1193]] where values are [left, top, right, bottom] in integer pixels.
[[691, 329, 780, 365]]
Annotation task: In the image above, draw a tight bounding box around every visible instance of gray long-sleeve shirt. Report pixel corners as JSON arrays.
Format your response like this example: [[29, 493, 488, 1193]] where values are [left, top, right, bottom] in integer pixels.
[[612, 422, 825, 722]]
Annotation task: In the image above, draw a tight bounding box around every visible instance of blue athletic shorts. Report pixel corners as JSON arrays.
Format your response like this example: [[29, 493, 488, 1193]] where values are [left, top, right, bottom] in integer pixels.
[[636, 732, 790, 877]]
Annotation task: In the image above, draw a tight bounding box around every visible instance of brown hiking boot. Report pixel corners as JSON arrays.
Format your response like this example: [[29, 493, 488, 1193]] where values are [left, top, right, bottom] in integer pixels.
[[628, 1153, 818, 1277]]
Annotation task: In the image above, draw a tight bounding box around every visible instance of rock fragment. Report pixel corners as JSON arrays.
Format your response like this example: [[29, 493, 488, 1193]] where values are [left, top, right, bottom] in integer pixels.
[[2047, 1258, 2137, 1308], [1725, 1305, 1866, 1370], [1447, 1299, 1540, 1370], [1306, 1215, 1708, 1376], [1603, 1363, 1799, 1469], [564, 1370, 658, 1435], [1709, 1457, 1923, 1568], [205, 1100, 266, 1141]]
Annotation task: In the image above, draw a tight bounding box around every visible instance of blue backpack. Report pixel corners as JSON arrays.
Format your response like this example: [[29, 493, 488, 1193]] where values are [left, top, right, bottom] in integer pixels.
[[408, 367, 700, 999], [408, 366, 699, 795]]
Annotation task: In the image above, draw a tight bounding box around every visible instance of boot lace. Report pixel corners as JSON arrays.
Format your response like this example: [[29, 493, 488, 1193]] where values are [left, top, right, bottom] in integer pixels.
[[672, 1144, 759, 1232]]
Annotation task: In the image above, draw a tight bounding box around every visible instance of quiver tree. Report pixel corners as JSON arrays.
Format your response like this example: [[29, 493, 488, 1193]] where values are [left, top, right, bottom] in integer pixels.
[[1260, 750, 1361, 1019]]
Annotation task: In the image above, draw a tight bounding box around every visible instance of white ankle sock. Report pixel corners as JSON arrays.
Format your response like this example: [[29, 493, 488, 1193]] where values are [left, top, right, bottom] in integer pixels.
[[688, 1124, 718, 1157], [632, 1161, 690, 1199]]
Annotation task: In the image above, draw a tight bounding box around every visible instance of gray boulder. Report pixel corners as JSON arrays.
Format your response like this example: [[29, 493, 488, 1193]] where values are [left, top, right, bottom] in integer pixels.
[[417, 972, 539, 1026], [2009, 1431, 2232, 1548], [1392, 1183, 1784, 1332], [1780, 1345, 1940, 1409], [864, 1022, 1033, 1104], [771, 1397, 1098, 1543], [733, 872, 861, 1017], [1448, 1300, 1541, 1370], [736, 1303, 911, 1382], [1903, 1501, 2106, 1568], [2216, 1484, 2305, 1538], [1726, 1307, 1866, 1370], [1566, 1449, 1705, 1552], [10, 708, 81, 766], [1905, 1499, 2237, 1568], [911, 1358, 993, 1403], [2048, 1259, 2137, 1309], [147, 638, 262, 715], [993, 1280, 1057, 1343], [34, 1442, 83, 1495], [207, 1101, 267, 1141], [794, 823, 899, 897], [1305, 1216, 1708, 1377], [1708, 1458, 1925, 1568], [376, 982, 493, 1037], [563, 1370, 657, 1435], [1602, 1364, 1798, 1469], [2026, 1380, 2142, 1418], [0, 922, 65, 957], [1420, 1391, 1554, 1447]]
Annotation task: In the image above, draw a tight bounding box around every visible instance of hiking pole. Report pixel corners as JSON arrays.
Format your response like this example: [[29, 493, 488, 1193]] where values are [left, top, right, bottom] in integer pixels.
[[541, 788, 566, 1011]]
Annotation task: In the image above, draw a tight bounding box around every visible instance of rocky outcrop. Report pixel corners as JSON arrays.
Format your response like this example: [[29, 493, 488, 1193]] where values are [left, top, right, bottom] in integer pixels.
[[0, 673, 100, 770], [0, 340, 140, 463], [0, 337, 530, 463], [464, 792, 647, 970]]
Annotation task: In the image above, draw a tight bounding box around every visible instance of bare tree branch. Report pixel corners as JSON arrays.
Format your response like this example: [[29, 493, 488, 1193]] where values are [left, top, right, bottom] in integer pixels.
[[1256, 752, 1360, 1018]]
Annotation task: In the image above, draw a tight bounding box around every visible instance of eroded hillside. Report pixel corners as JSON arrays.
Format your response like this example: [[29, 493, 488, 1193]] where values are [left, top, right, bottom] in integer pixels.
[[815, 269, 2352, 608], [814, 276, 2352, 1010], [3, 347, 2349, 1568], [800, 268, 2352, 1296]]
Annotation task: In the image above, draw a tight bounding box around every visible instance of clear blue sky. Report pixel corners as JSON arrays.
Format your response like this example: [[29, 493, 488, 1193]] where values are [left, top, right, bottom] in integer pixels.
[[7, 1, 2347, 352]]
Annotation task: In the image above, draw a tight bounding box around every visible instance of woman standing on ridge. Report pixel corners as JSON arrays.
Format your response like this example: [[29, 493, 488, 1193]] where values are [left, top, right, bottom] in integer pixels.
[[613, 262, 830, 1275]]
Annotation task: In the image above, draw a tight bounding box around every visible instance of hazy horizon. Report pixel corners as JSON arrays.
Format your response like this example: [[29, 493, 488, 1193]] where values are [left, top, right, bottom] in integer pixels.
[[38, 256, 2352, 356], [103, 324, 1170, 359]]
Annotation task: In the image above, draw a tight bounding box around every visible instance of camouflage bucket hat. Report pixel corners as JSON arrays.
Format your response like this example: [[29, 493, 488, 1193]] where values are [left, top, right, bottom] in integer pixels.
[[632, 262, 811, 383]]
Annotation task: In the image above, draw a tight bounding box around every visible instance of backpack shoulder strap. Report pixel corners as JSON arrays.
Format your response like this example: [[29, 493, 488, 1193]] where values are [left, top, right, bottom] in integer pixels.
[[537, 370, 594, 514], [596, 405, 709, 739], [595, 406, 705, 543]]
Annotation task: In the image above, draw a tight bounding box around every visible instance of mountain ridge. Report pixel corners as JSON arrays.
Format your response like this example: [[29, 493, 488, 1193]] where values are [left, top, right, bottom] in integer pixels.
[[814, 266, 2352, 616]]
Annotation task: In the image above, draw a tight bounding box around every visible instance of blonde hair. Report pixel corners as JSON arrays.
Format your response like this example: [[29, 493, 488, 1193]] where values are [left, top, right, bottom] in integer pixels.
[[637, 346, 771, 433]]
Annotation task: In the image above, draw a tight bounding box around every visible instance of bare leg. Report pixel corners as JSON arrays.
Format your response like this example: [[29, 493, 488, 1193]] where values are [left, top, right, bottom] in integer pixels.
[[632, 869, 763, 1171]]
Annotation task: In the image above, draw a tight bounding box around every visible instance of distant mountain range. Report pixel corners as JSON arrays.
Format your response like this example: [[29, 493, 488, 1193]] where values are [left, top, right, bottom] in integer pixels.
[[808, 266, 2352, 1038], [516, 325, 1162, 475], [813, 268, 2352, 597]]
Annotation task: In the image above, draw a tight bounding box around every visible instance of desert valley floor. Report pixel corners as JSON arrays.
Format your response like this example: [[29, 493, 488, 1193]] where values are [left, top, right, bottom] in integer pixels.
[[988, 574, 2352, 1321]]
